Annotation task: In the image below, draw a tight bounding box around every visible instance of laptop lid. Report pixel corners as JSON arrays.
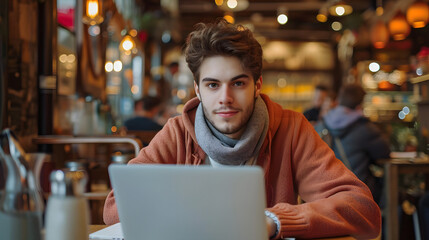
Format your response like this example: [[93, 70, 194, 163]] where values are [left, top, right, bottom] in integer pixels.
[[108, 164, 268, 240]]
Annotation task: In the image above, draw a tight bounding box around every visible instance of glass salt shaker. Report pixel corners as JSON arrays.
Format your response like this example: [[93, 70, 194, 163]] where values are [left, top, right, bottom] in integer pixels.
[[44, 169, 90, 240]]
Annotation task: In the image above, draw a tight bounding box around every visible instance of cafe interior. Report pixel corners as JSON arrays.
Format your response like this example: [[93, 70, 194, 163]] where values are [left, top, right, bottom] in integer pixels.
[[1, 0, 429, 239]]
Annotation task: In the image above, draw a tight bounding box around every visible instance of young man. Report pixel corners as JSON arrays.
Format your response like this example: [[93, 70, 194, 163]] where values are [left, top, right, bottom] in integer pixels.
[[104, 20, 381, 239]]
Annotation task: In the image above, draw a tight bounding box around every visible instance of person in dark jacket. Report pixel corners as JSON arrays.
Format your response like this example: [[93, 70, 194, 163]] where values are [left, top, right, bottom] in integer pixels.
[[124, 96, 164, 131], [314, 83, 391, 205]]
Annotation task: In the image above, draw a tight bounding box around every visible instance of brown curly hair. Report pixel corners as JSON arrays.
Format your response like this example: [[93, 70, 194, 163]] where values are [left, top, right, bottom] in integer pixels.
[[184, 19, 263, 85]]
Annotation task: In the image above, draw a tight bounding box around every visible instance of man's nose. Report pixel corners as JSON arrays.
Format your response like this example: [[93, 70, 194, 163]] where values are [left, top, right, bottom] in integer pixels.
[[219, 85, 233, 105]]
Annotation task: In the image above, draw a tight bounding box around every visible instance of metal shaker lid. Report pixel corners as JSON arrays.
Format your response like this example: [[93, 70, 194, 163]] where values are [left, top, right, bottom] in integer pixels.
[[64, 160, 88, 171], [50, 169, 88, 196], [111, 152, 132, 164]]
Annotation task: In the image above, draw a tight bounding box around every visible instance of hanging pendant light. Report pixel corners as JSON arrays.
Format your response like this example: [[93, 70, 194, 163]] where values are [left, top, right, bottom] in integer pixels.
[[328, 1, 353, 17], [277, 7, 288, 25], [82, 0, 104, 25], [388, 11, 410, 41], [406, 0, 429, 28], [376, 0, 384, 16], [371, 20, 389, 49]]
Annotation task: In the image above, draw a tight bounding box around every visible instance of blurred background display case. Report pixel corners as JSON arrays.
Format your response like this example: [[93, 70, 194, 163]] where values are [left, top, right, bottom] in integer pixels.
[[358, 60, 419, 152]]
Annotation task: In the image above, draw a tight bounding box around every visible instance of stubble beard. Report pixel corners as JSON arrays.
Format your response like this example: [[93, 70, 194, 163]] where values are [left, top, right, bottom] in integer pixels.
[[200, 96, 256, 136]]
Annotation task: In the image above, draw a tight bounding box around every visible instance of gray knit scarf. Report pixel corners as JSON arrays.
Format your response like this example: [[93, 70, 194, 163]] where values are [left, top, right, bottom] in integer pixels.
[[195, 96, 269, 165]]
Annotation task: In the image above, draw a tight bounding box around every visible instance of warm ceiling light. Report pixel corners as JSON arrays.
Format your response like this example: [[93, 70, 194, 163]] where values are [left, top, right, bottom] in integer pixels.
[[369, 62, 381, 72], [129, 29, 138, 37], [317, 8, 328, 22], [105, 61, 113, 72], [217, 0, 248, 12], [388, 11, 411, 41], [227, 0, 238, 9], [215, 0, 223, 6], [371, 20, 389, 49], [131, 85, 139, 94], [277, 14, 288, 25], [331, 21, 342, 31], [277, 7, 288, 25], [223, 13, 235, 24], [113, 60, 123, 72], [336, 6, 345, 15], [120, 34, 136, 53], [328, 1, 353, 17], [82, 0, 104, 25], [376, 6, 384, 16], [406, 0, 429, 28], [316, 13, 328, 22], [375, 0, 384, 16]]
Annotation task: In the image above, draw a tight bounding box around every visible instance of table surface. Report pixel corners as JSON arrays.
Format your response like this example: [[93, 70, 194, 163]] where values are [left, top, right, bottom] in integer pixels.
[[89, 225, 357, 240]]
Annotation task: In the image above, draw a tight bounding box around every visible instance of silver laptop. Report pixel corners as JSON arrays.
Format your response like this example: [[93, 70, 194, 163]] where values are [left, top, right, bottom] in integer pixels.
[[108, 164, 268, 240]]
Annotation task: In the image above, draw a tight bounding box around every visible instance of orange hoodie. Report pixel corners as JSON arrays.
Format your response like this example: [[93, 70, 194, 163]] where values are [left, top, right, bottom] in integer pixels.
[[103, 94, 381, 239]]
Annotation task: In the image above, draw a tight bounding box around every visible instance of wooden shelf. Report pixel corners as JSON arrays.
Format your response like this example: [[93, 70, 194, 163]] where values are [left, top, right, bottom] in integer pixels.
[[411, 74, 429, 84]]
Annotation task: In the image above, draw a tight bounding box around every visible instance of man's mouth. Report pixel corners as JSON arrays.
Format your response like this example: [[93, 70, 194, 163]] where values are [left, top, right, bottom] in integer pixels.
[[215, 110, 239, 118]]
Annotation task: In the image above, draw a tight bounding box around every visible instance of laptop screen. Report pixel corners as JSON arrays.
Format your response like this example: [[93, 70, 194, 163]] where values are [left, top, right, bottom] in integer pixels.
[[109, 164, 268, 240]]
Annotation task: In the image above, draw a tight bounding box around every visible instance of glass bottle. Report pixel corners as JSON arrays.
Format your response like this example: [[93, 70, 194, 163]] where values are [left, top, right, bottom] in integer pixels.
[[0, 129, 44, 240]]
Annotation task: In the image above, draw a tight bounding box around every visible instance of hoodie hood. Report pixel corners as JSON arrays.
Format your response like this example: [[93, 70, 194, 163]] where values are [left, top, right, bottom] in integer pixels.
[[181, 97, 200, 143], [323, 106, 364, 135]]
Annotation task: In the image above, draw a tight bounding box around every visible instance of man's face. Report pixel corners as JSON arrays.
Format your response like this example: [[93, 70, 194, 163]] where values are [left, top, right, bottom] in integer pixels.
[[313, 89, 328, 107], [194, 55, 261, 139]]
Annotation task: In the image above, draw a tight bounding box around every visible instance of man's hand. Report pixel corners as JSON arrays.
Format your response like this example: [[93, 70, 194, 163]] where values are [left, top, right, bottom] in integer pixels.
[[266, 216, 277, 239]]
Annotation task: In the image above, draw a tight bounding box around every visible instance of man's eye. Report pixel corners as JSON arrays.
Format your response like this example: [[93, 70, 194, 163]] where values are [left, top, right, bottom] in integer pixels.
[[208, 83, 218, 88], [233, 81, 245, 87]]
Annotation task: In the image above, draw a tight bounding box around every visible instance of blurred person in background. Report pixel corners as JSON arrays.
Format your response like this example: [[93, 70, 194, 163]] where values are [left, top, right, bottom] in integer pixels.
[[315, 83, 390, 206], [303, 85, 333, 124], [124, 96, 164, 132]]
